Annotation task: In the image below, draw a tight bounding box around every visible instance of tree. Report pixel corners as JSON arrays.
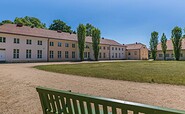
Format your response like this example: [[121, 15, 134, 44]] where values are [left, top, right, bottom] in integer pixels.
[[160, 33, 167, 60], [171, 26, 182, 60], [77, 24, 86, 61], [92, 28, 101, 61], [0, 20, 13, 25], [14, 16, 46, 28], [49, 19, 72, 33], [150, 31, 158, 60], [86, 23, 95, 36]]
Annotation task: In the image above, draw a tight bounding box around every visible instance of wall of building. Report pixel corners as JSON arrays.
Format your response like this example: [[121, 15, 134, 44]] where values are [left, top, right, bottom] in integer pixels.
[[0, 33, 48, 62], [110, 46, 126, 60], [157, 50, 185, 60], [126, 49, 140, 60], [48, 39, 78, 61], [140, 47, 148, 60]]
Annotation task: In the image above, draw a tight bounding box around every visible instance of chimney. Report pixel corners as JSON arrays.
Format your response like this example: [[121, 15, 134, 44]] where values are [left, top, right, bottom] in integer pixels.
[[57, 30, 62, 33], [16, 23, 23, 27], [136, 42, 137, 44], [31, 25, 34, 28], [123, 44, 124, 45], [102, 37, 104, 39]]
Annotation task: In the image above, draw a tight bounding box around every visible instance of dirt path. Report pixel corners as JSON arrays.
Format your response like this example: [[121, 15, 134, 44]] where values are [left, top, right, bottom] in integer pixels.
[[0, 61, 185, 114]]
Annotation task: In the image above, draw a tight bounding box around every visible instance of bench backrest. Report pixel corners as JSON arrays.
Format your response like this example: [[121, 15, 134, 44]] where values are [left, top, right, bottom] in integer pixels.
[[36, 86, 185, 114]]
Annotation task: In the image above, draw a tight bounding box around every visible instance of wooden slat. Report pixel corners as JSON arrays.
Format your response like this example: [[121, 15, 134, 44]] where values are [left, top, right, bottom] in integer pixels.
[[103, 105, 108, 114], [112, 106, 117, 114], [54, 95, 62, 113], [94, 103, 100, 114], [60, 96, 68, 114], [86, 101, 92, 114], [72, 99, 79, 114], [49, 94, 56, 113], [79, 100, 85, 114], [66, 97, 73, 114], [45, 93, 51, 111], [121, 108, 127, 114]]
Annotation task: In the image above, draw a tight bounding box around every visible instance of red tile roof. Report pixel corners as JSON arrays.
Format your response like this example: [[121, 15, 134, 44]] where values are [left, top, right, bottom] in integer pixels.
[[0, 24, 124, 46], [125, 43, 146, 50], [157, 39, 185, 51]]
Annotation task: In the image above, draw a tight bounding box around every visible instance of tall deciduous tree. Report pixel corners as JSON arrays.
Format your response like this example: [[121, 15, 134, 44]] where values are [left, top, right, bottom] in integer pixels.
[[92, 28, 101, 61], [14, 16, 46, 28], [49, 19, 72, 33], [150, 31, 158, 60], [161, 33, 167, 60], [0, 20, 13, 25], [86, 23, 95, 36], [77, 24, 86, 61], [171, 26, 182, 60]]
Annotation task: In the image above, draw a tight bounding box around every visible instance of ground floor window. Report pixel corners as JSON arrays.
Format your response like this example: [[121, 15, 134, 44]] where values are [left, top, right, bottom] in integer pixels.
[[26, 49, 31, 59], [58, 51, 62, 58], [37, 50, 42, 58], [0, 37, 6, 43], [166, 54, 169, 57], [99, 52, 101, 58], [65, 51, 69, 58], [72, 51, 75, 58], [119, 53, 121, 58], [13, 49, 19, 59], [103, 53, 106, 58], [181, 53, 183, 57], [115, 53, 117, 58], [50, 51, 54, 58], [159, 54, 163, 57], [112, 53, 114, 58]]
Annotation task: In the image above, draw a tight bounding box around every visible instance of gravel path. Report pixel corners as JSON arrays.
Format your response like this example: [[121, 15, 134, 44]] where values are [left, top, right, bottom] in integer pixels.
[[0, 61, 185, 114]]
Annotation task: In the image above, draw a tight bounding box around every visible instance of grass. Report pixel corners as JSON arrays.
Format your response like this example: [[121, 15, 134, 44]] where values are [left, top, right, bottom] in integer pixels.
[[34, 61, 185, 85]]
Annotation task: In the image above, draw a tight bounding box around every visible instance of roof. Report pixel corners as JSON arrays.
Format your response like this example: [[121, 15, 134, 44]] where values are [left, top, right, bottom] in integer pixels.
[[0, 24, 124, 46], [157, 39, 185, 51], [125, 43, 146, 50]]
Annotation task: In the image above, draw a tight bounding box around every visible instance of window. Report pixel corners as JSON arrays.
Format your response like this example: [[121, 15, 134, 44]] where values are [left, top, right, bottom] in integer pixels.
[[72, 44, 75, 48], [13, 49, 19, 59], [119, 53, 121, 58], [166, 54, 169, 57], [134, 51, 137, 55], [107, 47, 110, 50], [65, 51, 69, 58], [50, 51, 54, 58], [72, 51, 75, 58], [85, 45, 89, 48], [159, 54, 163, 57], [119, 48, 120, 51], [103, 53, 106, 58], [26, 39, 32, 45], [99, 53, 102, 58], [103, 47, 106, 50], [37, 50, 42, 58], [88, 52, 90, 58], [50, 42, 54, 46], [38, 40, 42, 45], [0, 37, 6, 43], [171, 54, 174, 57], [112, 47, 114, 50], [128, 52, 131, 55], [115, 47, 117, 50], [122, 48, 123, 51], [26, 50, 31, 59], [84, 52, 87, 58], [58, 51, 62, 58], [181, 53, 183, 57], [14, 38, 20, 44], [112, 53, 114, 58], [65, 43, 69, 47], [115, 53, 117, 58], [58, 42, 62, 47]]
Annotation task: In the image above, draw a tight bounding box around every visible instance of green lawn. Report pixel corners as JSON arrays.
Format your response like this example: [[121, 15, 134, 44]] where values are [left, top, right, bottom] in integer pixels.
[[34, 61, 185, 85]]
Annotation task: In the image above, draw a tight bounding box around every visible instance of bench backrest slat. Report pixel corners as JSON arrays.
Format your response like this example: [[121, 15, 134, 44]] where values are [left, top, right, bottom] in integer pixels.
[[36, 86, 185, 114]]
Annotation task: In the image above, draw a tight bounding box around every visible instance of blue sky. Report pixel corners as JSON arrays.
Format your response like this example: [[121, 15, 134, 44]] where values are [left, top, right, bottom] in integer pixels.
[[1, 0, 185, 47]]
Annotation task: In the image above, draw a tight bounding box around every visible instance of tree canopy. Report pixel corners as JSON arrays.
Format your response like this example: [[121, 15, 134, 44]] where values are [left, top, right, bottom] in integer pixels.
[[171, 26, 182, 60], [92, 28, 101, 61], [86, 23, 95, 36], [161, 33, 167, 60], [0, 20, 13, 25], [150, 31, 158, 60], [49, 19, 73, 33], [77, 24, 86, 61]]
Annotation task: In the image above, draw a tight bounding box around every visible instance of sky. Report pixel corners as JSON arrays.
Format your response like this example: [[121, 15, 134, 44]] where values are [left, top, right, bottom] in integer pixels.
[[1, 0, 185, 47]]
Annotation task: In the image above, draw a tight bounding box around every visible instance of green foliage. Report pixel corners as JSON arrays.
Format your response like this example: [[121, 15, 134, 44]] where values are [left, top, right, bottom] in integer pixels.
[[160, 33, 167, 60], [49, 19, 72, 33], [77, 24, 86, 61], [171, 26, 182, 60], [14, 16, 46, 28], [0, 20, 13, 25], [150, 31, 158, 60], [86, 23, 95, 36], [92, 28, 101, 61]]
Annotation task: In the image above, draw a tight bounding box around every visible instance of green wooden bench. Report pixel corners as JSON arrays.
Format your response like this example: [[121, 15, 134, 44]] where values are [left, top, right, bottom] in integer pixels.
[[36, 86, 185, 114]]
